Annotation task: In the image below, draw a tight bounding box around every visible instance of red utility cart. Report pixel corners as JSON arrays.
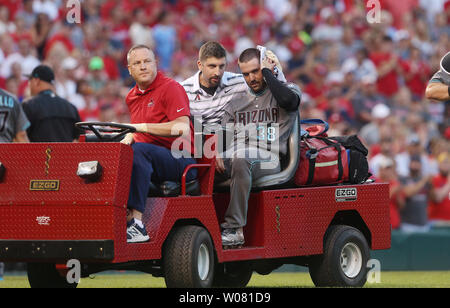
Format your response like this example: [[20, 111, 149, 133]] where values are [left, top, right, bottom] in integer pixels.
[[0, 122, 390, 288]]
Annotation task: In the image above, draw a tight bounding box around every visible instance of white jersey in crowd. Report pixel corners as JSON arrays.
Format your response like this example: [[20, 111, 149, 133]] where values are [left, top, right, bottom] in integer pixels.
[[181, 71, 247, 126]]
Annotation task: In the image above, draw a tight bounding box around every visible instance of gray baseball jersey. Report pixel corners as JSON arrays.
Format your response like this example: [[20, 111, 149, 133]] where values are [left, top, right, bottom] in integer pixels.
[[430, 70, 450, 85], [0, 89, 30, 143], [222, 83, 301, 157]]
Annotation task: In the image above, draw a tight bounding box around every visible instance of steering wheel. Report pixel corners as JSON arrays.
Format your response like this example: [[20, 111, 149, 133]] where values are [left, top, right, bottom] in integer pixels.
[[75, 122, 137, 142]]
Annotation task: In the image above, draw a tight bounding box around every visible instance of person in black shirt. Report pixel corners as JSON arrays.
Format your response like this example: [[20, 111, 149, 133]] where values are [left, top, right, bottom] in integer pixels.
[[23, 65, 81, 142]]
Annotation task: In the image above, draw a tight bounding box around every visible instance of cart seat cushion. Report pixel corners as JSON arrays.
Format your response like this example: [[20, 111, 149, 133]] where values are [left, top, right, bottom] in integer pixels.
[[148, 179, 201, 197]]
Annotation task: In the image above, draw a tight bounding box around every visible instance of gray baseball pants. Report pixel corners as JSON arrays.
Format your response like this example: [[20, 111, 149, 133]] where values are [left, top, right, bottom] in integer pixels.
[[216, 148, 280, 229]]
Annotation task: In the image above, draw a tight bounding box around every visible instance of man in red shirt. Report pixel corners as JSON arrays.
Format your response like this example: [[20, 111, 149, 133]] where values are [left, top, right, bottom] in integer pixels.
[[370, 36, 400, 98], [429, 153, 450, 222], [121, 45, 197, 243], [376, 156, 404, 230]]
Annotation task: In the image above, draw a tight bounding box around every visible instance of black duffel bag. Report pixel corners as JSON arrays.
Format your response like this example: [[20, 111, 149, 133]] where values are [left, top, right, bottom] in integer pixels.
[[329, 135, 371, 184]]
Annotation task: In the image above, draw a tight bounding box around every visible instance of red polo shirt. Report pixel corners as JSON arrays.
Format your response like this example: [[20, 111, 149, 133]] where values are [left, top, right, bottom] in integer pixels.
[[126, 72, 195, 154]]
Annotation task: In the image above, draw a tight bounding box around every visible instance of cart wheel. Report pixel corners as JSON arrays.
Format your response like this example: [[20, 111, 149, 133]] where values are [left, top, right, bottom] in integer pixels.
[[309, 225, 370, 287], [163, 225, 215, 288], [27, 263, 78, 288], [213, 261, 253, 288]]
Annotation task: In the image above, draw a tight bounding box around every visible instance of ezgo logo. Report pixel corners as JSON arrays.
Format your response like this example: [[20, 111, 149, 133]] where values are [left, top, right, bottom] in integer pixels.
[[335, 188, 357, 202]]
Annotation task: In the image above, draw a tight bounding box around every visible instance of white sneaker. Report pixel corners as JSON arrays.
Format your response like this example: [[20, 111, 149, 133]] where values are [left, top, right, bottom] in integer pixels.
[[127, 219, 150, 243], [221, 228, 244, 247]]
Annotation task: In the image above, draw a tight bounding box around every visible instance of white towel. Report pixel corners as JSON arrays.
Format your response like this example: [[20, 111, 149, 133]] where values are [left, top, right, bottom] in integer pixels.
[[256, 45, 287, 83]]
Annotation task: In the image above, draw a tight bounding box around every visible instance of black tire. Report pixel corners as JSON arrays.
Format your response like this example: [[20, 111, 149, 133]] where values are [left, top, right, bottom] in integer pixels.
[[27, 263, 78, 288], [163, 225, 215, 288], [309, 225, 370, 287], [213, 261, 253, 288]]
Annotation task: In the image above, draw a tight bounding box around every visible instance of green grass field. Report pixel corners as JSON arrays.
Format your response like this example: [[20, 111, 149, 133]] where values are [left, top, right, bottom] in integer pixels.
[[1, 271, 449, 288]]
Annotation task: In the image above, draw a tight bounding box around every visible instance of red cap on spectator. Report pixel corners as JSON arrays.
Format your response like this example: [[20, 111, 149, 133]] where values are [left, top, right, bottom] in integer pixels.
[[314, 64, 328, 76], [288, 37, 304, 54], [445, 127, 450, 140], [15, 33, 33, 43], [445, 0, 450, 10]]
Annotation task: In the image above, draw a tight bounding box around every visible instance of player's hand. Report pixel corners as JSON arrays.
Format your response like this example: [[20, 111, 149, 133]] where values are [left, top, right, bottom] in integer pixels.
[[121, 133, 135, 145], [261, 56, 276, 73], [265, 50, 281, 68], [215, 156, 225, 174]]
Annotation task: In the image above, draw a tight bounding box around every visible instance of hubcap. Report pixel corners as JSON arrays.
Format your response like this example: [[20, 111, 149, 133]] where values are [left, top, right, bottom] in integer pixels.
[[340, 242, 363, 279], [197, 243, 210, 281]]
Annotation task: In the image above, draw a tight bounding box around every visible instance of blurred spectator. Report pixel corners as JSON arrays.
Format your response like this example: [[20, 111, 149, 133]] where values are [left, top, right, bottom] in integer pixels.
[[341, 48, 377, 83], [429, 153, 450, 222], [0, 34, 40, 78], [129, 9, 155, 48], [55, 56, 79, 99], [311, 7, 343, 42], [30, 13, 52, 60], [370, 35, 401, 98], [376, 155, 404, 230], [32, 0, 59, 21], [43, 21, 75, 61], [152, 11, 176, 72], [71, 79, 100, 122], [0, 5, 16, 35], [88, 56, 108, 96], [370, 136, 396, 177], [359, 103, 390, 146], [15, 0, 36, 30], [399, 155, 432, 233], [401, 47, 431, 99], [396, 133, 438, 178], [351, 75, 386, 129]]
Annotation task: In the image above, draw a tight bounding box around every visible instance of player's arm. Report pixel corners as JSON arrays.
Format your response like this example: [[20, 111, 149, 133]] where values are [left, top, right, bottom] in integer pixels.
[[13, 98, 30, 143], [13, 130, 29, 143], [261, 67, 301, 111], [425, 81, 450, 101]]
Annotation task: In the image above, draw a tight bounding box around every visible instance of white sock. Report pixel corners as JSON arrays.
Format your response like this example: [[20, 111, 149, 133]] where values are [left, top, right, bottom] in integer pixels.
[[133, 218, 144, 228]]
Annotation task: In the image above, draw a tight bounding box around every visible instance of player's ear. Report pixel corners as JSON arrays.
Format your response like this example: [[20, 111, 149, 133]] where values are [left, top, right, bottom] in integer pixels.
[[197, 60, 202, 71]]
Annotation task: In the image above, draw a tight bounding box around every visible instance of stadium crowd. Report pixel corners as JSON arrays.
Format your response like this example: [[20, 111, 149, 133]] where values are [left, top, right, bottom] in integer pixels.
[[0, 0, 449, 233]]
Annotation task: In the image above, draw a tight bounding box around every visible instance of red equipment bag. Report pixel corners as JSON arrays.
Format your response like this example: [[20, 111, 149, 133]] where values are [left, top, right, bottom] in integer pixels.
[[295, 120, 349, 186]]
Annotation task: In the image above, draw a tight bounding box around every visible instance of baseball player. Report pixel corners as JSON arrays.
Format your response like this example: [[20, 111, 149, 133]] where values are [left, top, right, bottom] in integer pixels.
[[0, 88, 30, 143], [425, 51, 450, 101], [217, 48, 302, 247]]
